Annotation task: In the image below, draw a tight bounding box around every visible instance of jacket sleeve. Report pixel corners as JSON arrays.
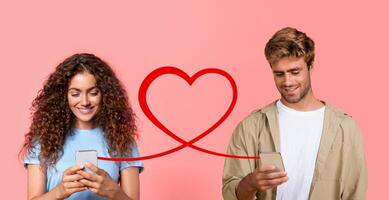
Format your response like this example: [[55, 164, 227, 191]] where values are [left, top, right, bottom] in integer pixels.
[[342, 118, 368, 199], [222, 120, 258, 200]]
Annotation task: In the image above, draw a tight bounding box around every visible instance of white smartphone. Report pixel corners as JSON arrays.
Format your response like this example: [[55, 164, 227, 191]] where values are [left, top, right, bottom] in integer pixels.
[[259, 152, 285, 172], [76, 150, 98, 173]]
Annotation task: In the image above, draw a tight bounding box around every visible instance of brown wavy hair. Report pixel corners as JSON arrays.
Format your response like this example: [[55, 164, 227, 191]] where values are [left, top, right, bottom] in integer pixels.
[[265, 27, 315, 68], [20, 53, 137, 167]]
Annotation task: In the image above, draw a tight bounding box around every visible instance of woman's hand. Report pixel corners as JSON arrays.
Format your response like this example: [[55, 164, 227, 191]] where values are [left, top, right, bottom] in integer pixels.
[[56, 165, 87, 199], [77, 162, 128, 200]]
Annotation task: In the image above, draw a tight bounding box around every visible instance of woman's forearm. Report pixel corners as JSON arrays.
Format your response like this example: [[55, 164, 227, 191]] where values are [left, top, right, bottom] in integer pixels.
[[30, 186, 63, 200], [109, 186, 135, 200]]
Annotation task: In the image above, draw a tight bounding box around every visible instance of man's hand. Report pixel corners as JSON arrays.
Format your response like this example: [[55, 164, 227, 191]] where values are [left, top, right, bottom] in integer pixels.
[[236, 165, 288, 200]]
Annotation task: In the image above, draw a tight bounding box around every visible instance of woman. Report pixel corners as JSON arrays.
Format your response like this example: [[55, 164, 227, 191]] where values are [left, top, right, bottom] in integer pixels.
[[21, 53, 143, 200]]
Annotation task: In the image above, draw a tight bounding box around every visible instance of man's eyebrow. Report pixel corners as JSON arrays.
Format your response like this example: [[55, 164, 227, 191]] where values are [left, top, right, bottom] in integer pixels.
[[272, 70, 284, 73], [286, 67, 301, 72], [273, 67, 301, 74]]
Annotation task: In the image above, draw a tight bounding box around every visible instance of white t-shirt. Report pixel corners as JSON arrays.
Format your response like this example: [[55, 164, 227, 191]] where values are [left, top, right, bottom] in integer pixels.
[[276, 100, 325, 200]]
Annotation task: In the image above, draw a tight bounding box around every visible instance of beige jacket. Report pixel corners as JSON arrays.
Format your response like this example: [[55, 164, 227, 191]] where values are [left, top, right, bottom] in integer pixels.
[[222, 101, 367, 200]]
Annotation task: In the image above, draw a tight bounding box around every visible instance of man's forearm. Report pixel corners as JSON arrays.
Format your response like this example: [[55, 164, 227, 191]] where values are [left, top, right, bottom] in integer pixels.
[[236, 175, 257, 200]]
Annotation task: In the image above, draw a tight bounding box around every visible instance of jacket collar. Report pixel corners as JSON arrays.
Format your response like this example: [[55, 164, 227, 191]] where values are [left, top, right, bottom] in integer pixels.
[[259, 100, 345, 151], [260, 101, 281, 152]]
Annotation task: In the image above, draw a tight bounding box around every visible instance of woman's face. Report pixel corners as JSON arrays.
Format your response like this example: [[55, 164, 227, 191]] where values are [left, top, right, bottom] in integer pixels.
[[67, 71, 102, 129]]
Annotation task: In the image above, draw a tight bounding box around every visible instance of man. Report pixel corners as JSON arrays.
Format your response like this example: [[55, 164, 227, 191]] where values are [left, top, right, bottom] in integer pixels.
[[222, 27, 367, 200]]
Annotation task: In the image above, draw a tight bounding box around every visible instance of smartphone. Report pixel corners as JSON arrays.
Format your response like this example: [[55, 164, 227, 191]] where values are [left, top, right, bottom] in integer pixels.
[[76, 150, 98, 173], [259, 152, 285, 172]]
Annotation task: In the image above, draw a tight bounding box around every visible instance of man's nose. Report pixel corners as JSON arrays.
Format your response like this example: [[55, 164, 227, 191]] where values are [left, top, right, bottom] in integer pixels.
[[283, 74, 293, 86]]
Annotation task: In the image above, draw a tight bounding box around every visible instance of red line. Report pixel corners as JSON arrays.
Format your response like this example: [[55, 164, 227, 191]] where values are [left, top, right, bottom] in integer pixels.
[[97, 67, 260, 162]]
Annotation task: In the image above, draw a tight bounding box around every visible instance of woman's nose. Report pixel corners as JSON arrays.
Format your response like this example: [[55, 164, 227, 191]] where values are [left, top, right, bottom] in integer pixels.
[[80, 94, 90, 106]]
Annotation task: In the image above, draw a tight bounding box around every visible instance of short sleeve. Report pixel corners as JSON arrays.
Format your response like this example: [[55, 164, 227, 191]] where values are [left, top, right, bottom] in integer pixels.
[[23, 143, 41, 167], [119, 143, 144, 173]]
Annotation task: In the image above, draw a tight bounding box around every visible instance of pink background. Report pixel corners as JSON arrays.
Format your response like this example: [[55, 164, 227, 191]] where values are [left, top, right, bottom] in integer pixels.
[[0, 0, 387, 199]]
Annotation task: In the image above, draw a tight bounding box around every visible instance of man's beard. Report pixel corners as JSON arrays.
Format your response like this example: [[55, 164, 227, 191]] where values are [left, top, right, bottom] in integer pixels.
[[280, 84, 311, 103]]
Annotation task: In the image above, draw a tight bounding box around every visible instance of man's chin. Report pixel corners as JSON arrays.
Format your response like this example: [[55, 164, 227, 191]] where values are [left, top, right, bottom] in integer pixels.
[[282, 95, 301, 104]]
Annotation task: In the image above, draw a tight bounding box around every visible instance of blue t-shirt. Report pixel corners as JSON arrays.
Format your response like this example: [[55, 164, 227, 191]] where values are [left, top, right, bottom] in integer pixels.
[[24, 127, 144, 200]]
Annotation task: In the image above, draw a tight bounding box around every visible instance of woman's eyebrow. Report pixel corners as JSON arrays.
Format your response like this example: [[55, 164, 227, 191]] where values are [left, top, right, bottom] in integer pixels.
[[68, 86, 99, 92]]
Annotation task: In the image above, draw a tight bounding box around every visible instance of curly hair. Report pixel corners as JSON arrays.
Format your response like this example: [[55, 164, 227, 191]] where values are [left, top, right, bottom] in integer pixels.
[[20, 53, 137, 167]]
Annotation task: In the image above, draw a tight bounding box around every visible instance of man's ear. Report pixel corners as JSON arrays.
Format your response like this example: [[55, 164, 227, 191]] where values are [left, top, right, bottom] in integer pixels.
[[308, 65, 313, 70]]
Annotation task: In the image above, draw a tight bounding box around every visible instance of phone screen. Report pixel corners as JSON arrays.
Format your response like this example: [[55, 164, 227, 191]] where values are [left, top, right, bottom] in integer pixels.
[[259, 152, 285, 172], [76, 150, 98, 173]]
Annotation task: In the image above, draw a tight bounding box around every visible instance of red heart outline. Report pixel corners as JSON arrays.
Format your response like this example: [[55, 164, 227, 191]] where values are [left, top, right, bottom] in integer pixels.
[[98, 66, 258, 161]]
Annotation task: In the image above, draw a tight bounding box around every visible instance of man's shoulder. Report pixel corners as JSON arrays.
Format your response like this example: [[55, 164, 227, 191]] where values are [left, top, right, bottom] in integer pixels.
[[325, 102, 359, 128], [239, 101, 277, 124], [325, 102, 364, 147]]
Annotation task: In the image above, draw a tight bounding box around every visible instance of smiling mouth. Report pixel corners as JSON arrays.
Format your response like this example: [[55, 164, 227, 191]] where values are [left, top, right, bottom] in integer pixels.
[[283, 87, 298, 95], [77, 107, 94, 114]]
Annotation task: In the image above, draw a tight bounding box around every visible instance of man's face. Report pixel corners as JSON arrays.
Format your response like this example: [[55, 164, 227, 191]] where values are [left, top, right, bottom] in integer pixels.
[[272, 56, 312, 104]]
